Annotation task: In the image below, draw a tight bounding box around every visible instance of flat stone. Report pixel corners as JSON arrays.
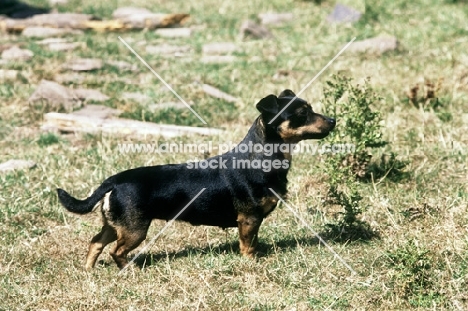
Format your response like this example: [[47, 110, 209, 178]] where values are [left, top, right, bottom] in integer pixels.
[[54, 73, 86, 84], [148, 102, 191, 110], [202, 42, 238, 55], [112, 7, 152, 19], [155, 28, 192, 38], [347, 35, 398, 54], [49, 0, 68, 5], [48, 42, 83, 51], [327, 3, 362, 23], [201, 55, 237, 63], [0, 43, 15, 53], [74, 89, 110, 102], [146, 44, 191, 55], [0, 160, 36, 172], [258, 13, 294, 25], [64, 58, 103, 71], [462, 114, 468, 124], [22, 27, 83, 38], [72, 105, 121, 119], [115, 12, 168, 29], [29, 79, 81, 111], [106, 60, 138, 72], [202, 84, 238, 103], [272, 69, 293, 80], [27, 13, 93, 27], [240, 20, 274, 39], [1, 46, 33, 60], [122, 92, 151, 101], [36, 37, 69, 45], [0, 69, 19, 80]]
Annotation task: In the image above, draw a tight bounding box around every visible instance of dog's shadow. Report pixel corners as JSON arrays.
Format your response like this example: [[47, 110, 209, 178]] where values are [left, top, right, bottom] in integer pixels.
[[97, 230, 378, 269], [127, 235, 321, 268]]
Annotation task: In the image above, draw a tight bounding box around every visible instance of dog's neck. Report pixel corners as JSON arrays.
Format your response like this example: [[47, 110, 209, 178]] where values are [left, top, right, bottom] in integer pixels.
[[234, 116, 292, 162]]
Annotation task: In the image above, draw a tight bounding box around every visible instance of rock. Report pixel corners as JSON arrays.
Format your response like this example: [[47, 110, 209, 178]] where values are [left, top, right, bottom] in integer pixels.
[[155, 28, 192, 38], [5, 13, 93, 32], [64, 58, 103, 71], [48, 42, 83, 51], [116, 12, 181, 29], [122, 92, 151, 101], [0, 43, 16, 53], [49, 0, 68, 5], [72, 105, 121, 119], [0, 160, 36, 172], [200, 55, 237, 63], [1, 46, 33, 60], [106, 60, 138, 72], [240, 20, 274, 39], [462, 114, 468, 124], [112, 7, 152, 19], [29, 80, 81, 111], [73, 89, 110, 102], [202, 84, 238, 103], [22, 27, 83, 38], [272, 69, 293, 80], [202, 42, 238, 55], [36, 38, 69, 45], [148, 102, 191, 110], [54, 73, 86, 84], [0, 69, 19, 80], [327, 3, 362, 23], [347, 35, 398, 54], [42, 112, 222, 138], [258, 13, 294, 25], [146, 44, 191, 56], [22, 13, 94, 28], [119, 13, 190, 29]]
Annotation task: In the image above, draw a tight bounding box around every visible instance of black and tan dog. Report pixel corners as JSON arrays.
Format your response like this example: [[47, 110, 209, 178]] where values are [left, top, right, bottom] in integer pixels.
[[57, 90, 335, 269]]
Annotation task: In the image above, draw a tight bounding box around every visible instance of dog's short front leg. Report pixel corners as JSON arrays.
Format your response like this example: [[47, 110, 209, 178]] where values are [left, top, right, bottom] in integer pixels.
[[237, 213, 263, 258]]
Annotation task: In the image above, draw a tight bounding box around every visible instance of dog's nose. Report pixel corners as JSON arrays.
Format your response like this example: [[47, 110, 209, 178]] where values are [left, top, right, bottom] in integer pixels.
[[328, 118, 336, 125]]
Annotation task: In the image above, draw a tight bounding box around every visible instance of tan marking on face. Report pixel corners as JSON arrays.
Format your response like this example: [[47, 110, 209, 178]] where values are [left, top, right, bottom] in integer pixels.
[[278, 121, 301, 143], [260, 196, 279, 215], [278, 118, 331, 143]]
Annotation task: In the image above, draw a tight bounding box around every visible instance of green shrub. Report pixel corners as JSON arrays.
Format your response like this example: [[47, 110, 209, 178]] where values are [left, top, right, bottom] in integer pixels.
[[320, 75, 407, 240]]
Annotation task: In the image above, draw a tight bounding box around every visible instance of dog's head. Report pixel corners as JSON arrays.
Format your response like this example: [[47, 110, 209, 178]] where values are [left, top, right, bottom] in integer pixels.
[[256, 89, 336, 143]]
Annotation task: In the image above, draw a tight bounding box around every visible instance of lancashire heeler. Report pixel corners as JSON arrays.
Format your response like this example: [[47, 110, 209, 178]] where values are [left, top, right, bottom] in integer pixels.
[[57, 90, 336, 269]]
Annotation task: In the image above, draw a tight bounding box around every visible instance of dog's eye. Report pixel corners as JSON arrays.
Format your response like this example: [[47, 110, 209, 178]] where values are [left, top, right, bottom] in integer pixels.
[[299, 109, 308, 116]]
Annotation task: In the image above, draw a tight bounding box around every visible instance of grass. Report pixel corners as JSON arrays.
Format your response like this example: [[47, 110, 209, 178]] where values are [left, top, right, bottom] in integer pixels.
[[1, 0, 468, 309]]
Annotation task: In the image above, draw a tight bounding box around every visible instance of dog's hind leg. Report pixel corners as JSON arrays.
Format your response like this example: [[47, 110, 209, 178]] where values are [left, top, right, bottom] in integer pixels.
[[237, 213, 263, 258], [85, 224, 117, 270], [110, 223, 151, 269]]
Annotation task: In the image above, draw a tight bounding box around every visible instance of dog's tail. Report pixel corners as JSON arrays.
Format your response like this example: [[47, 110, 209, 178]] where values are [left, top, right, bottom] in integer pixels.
[[57, 181, 114, 215]]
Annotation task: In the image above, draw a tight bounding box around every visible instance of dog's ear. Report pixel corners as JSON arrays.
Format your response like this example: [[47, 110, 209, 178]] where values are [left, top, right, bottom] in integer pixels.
[[256, 94, 278, 115], [278, 89, 296, 98]]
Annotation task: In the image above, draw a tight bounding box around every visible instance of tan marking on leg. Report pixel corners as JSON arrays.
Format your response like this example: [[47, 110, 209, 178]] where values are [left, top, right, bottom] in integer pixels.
[[237, 213, 263, 258], [85, 224, 117, 270], [110, 226, 149, 269]]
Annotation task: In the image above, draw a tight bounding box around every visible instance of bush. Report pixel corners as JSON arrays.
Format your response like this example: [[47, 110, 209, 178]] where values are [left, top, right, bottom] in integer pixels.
[[320, 75, 400, 240]]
